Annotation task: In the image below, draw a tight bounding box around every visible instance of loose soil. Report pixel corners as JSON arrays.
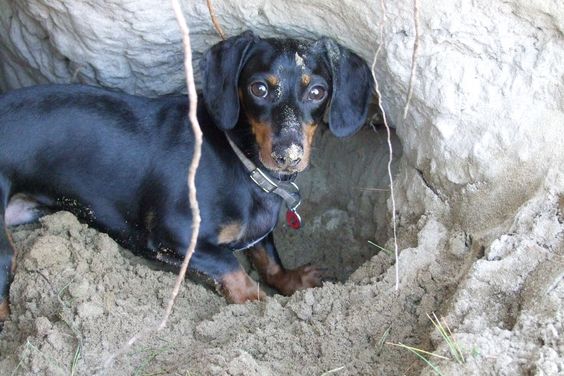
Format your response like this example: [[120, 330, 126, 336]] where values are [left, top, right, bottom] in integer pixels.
[[0, 127, 562, 375]]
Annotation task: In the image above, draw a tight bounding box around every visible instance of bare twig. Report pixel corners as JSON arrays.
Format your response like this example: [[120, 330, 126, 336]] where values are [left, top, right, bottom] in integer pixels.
[[159, 0, 203, 331], [371, 0, 400, 291], [101, 0, 203, 369], [403, 0, 420, 120], [320, 366, 346, 376], [206, 0, 226, 40]]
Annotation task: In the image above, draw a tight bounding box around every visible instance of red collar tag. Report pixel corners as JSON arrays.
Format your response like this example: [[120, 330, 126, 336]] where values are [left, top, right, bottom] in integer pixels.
[[286, 209, 302, 229]]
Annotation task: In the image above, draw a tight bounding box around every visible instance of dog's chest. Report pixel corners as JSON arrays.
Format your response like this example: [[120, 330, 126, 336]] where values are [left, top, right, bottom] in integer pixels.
[[217, 196, 280, 250]]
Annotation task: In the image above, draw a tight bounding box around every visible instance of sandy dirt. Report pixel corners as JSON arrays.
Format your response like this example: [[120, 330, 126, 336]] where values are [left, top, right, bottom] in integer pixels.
[[0, 128, 562, 375]]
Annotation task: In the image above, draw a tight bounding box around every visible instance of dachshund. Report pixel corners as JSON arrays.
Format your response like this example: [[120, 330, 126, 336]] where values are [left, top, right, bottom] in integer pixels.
[[0, 30, 373, 320]]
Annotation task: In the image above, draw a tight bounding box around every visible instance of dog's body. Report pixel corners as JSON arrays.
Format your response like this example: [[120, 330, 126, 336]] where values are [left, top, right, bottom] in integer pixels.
[[0, 31, 372, 319]]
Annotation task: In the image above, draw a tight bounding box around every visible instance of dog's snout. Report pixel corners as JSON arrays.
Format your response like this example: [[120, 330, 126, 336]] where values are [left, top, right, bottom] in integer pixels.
[[271, 144, 304, 168]]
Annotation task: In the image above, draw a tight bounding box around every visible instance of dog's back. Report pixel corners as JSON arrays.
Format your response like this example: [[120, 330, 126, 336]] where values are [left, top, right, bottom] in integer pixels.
[[0, 85, 196, 252], [0, 84, 184, 195]]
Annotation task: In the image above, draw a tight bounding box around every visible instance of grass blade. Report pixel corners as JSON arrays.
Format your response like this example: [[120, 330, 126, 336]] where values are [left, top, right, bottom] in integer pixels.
[[386, 342, 449, 360], [442, 317, 465, 363], [428, 313, 465, 364], [403, 345, 444, 376], [367, 241, 393, 257]]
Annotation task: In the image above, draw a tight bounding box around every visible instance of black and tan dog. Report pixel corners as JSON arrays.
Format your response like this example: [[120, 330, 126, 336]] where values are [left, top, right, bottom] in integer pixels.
[[0, 31, 372, 319]]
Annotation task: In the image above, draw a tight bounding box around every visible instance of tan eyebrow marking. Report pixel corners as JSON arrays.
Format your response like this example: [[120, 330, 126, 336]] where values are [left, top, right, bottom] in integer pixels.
[[266, 75, 279, 86]]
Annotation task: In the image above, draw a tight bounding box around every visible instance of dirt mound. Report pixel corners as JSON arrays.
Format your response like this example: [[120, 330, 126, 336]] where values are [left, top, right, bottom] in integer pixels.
[[0, 210, 443, 375], [0, 129, 562, 375], [1, 183, 561, 375]]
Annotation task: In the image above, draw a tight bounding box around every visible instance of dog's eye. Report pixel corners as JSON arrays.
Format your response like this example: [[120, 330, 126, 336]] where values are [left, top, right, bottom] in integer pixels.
[[307, 86, 327, 102], [250, 82, 268, 98]]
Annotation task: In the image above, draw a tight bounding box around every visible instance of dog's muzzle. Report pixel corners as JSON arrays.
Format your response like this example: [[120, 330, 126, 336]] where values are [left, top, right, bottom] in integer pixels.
[[271, 142, 304, 168]]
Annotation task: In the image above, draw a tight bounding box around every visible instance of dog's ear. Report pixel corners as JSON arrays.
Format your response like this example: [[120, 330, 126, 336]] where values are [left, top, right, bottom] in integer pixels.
[[315, 38, 373, 138], [200, 31, 256, 130]]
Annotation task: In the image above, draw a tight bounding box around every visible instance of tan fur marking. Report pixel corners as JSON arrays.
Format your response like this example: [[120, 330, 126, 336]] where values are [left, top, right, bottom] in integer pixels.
[[249, 244, 283, 278], [301, 74, 311, 86], [219, 269, 265, 303], [0, 299, 9, 321], [265, 75, 279, 86], [250, 119, 277, 170], [217, 222, 244, 244], [294, 122, 318, 171]]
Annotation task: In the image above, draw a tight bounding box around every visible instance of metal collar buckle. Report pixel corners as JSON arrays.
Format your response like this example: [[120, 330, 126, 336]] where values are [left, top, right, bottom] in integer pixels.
[[250, 168, 277, 193]]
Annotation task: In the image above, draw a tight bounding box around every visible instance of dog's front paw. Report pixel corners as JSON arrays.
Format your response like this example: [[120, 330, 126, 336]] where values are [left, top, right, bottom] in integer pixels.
[[274, 265, 325, 296], [218, 270, 266, 304]]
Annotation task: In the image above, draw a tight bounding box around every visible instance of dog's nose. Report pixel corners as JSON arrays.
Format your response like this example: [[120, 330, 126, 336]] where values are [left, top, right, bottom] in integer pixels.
[[271, 144, 303, 168]]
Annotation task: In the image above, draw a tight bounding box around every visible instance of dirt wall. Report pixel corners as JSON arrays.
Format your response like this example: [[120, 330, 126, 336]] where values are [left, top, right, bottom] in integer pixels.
[[0, 0, 562, 375]]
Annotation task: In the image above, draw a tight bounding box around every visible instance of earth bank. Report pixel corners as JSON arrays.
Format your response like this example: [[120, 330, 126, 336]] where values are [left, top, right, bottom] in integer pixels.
[[0, 0, 563, 375]]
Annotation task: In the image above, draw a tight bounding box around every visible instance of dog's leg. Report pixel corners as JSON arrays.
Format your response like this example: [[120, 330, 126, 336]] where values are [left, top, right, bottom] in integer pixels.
[[0, 181, 14, 321], [188, 244, 266, 303], [248, 233, 323, 296]]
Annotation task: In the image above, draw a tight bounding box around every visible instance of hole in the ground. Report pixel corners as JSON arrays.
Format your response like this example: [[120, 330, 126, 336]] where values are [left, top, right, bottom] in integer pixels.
[[269, 124, 402, 282]]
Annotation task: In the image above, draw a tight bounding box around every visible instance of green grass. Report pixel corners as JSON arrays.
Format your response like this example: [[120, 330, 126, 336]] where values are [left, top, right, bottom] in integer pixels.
[[377, 326, 391, 355], [132, 344, 173, 376], [385, 312, 467, 376], [388, 342, 446, 376], [70, 340, 82, 376], [58, 312, 83, 375], [367, 240, 393, 257], [427, 313, 465, 364]]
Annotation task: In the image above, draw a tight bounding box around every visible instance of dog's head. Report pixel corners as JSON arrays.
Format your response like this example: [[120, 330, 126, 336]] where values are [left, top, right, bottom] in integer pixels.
[[201, 31, 373, 173]]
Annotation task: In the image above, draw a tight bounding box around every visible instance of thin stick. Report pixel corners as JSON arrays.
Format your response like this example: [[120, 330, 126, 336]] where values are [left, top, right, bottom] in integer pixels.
[[101, 0, 203, 369], [206, 0, 226, 40], [402, 0, 420, 120], [371, 0, 400, 290], [320, 366, 346, 375], [159, 0, 203, 331]]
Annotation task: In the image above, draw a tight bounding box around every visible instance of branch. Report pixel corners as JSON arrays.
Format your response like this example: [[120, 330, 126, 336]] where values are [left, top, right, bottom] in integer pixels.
[[100, 0, 203, 369], [371, 0, 400, 291], [206, 0, 226, 40], [159, 0, 203, 332]]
